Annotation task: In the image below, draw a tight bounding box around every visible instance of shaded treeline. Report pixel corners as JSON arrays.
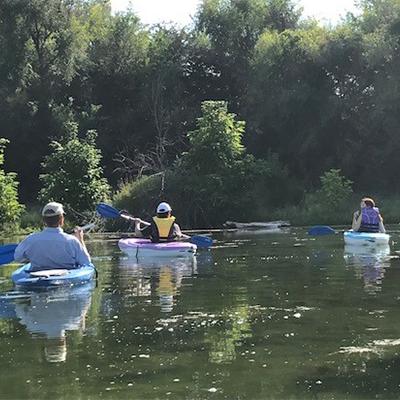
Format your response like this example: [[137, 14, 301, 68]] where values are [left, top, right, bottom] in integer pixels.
[[1, 0, 400, 203]]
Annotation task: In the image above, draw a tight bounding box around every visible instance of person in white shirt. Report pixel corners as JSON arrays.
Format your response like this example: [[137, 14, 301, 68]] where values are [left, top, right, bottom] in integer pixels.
[[14, 202, 91, 271]]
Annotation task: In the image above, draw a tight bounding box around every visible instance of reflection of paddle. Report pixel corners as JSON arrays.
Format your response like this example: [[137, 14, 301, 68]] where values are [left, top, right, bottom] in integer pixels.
[[308, 225, 336, 236], [0, 223, 95, 266], [96, 202, 213, 248]]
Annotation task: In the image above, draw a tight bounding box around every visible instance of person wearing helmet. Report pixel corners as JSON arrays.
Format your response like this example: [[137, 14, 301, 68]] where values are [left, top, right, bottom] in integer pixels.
[[14, 202, 91, 271], [352, 197, 386, 233], [132, 202, 184, 243]]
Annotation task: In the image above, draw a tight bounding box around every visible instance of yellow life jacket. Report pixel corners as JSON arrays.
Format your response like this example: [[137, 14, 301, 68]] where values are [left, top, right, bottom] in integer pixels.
[[152, 216, 176, 240]]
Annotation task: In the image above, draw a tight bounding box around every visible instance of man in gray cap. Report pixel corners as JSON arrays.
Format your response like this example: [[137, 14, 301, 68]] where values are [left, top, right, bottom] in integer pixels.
[[14, 202, 91, 271]]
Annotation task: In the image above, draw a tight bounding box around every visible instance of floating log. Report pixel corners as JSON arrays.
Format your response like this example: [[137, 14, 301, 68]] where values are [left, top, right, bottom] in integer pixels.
[[224, 220, 290, 230]]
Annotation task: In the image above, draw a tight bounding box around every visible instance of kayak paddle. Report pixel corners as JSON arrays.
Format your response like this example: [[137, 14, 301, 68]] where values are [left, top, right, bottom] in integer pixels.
[[0, 223, 96, 267], [0, 244, 18, 266], [96, 202, 213, 248], [183, 234, 213, 249], [96, 202, 121, 219], [308, 225, 336, 236]]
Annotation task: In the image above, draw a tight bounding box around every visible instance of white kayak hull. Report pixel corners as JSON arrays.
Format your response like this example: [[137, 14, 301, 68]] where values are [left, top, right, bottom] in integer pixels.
[[343, 231, 390, 246], [118, 238, 196, 258]]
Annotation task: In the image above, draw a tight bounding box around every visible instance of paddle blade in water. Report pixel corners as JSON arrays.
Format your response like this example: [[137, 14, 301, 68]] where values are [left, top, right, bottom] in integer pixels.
[[96, 203, 120, 219], [0, 244, 18, 266], [308, 226, 336, 236], [190, 235, 213, 248]]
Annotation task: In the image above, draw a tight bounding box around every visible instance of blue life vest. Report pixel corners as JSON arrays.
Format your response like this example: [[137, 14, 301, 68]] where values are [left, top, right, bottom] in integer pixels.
[[360, 207, 380, 233]]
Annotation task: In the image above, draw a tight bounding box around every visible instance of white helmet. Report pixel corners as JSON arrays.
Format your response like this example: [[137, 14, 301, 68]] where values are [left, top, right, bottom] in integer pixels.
[[156, 202, 172, 213]]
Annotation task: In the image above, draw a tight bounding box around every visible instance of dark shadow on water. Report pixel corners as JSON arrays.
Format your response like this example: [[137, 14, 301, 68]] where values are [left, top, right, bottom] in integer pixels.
[[295, 352, 400, 399]]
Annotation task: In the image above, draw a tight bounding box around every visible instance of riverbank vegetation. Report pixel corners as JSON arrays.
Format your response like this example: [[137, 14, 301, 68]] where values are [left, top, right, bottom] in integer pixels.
[[1, 0, 400, 229]]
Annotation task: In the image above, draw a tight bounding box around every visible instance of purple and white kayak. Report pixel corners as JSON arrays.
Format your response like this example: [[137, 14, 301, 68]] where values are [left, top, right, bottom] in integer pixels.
[[118, 238, 197, 258]]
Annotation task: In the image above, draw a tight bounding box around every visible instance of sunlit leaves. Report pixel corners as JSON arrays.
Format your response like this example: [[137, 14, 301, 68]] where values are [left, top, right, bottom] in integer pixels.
[[39, 128, 110, 215], [0, 139, 24, 228]]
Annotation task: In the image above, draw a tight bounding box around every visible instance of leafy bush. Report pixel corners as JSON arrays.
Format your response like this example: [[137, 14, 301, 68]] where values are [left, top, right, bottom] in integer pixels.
[[0, 139, 24, 229], [19, 205, 43, 231], [114, 173, 165, 215], [39, 125, 110, 217], [272, 169, 354, 225], [318, 169, 353, 208], [181, 101, 245, 173]]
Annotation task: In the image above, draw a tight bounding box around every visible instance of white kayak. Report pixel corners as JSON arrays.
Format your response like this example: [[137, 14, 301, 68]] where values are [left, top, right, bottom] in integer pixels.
[[118, 238, 197, 258], [343, 231, 390, 246]]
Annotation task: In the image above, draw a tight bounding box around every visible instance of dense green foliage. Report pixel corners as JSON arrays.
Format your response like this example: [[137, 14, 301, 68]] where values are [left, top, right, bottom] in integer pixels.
[[174, 101, 293, 225], [115, 101, 293, 226], [39, 126, 110, 216], [1, 0, 400, 226], [318, 169, 353, 208], [0, 139, 24, 229]]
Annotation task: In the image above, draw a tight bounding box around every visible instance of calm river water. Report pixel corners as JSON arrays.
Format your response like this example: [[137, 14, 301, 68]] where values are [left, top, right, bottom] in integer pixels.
[[1, 227, 400, 399]]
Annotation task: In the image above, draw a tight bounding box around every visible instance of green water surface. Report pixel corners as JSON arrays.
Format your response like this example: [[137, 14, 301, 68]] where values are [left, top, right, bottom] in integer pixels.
[[1, 228, 400, 399]]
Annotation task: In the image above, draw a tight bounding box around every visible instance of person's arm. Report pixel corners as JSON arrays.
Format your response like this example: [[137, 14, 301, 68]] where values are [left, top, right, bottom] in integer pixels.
[[132, 218, 151, 237], [14, 237, 30, 263], [73, 229, 91, 264], [74, 228, 89, 253], [119, 211, 151, 236], [352, 210, 361, 231], [173, 223, 189, 240], [133, 218, 149, 236], [379, 215, 386, 233]]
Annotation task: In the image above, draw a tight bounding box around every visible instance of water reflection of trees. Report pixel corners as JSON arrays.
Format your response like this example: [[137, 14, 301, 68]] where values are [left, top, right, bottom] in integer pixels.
[[204, 304, 252, 364], [343, 245, 391, 294]]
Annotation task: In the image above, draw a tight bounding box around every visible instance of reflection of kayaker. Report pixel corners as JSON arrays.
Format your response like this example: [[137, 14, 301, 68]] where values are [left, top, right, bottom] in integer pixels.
[[13, 284, 93, 362], [157, 266, 177, 313], [44, 337, 67, 363], [117, 257, 197, 312], [344, 244, 390, 294]]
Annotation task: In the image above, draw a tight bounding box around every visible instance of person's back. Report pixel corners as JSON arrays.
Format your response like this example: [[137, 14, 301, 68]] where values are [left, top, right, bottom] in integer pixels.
[[352, 197, 385, 233], [133, 202, 183, 242], [150, 215, 177, 242], [14, 202, 91, 271], [359, 207, 380, 232], [150, 202, 182, 242]]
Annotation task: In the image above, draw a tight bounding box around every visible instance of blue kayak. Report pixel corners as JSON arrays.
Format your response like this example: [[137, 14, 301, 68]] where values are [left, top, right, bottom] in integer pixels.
[[11, 263, 96, 289]]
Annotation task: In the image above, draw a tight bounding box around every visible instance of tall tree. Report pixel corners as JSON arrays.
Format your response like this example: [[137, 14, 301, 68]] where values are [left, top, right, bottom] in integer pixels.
[[0, 0, 89, 199], [194, 0, 301, 108], [247, 27, 333, 183]]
